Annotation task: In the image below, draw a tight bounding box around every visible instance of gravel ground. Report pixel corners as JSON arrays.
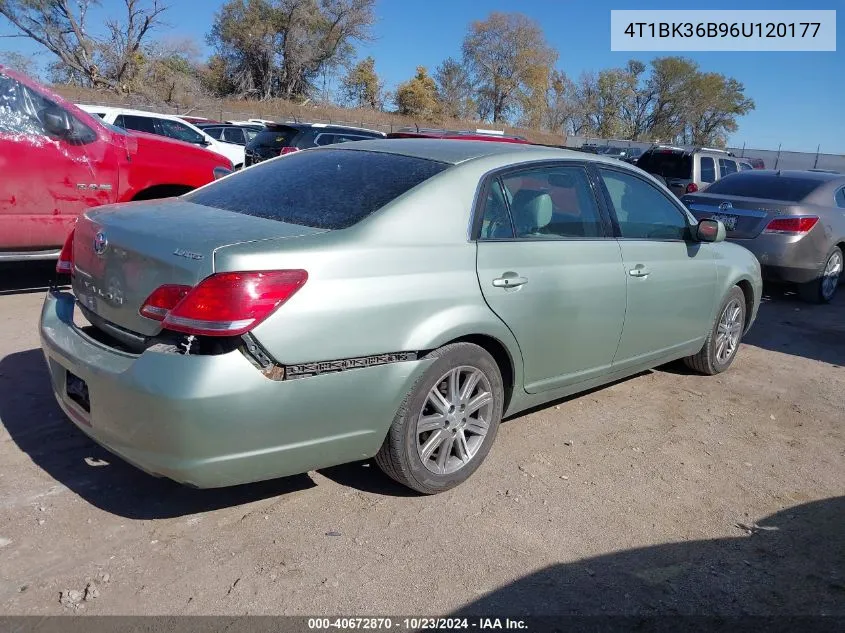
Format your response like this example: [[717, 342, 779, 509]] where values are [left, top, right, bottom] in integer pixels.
[[0, 262, 843, 616]]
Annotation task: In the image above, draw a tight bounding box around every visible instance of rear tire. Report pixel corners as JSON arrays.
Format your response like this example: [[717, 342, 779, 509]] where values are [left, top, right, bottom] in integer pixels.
[[684, 286, 746, 375], [375, 342, 504, 494], [798, 247, 842, 304]]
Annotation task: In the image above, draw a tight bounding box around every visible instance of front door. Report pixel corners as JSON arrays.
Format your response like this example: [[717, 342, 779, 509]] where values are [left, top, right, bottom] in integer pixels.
[[475, 163, 628, 393], [595, 166, 717, 369]]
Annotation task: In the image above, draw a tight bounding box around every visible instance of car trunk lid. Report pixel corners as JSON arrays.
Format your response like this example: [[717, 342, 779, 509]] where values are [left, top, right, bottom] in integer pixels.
[[680, 193, 800, 239], [72, 199, 326, 337]]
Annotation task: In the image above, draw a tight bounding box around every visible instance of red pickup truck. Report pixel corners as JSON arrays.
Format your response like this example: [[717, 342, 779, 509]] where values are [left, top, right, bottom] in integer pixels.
[[0, 67, 232, 261]]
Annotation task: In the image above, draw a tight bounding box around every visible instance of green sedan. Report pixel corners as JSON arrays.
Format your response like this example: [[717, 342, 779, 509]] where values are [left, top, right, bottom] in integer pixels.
[[39, 139, 762, 494]]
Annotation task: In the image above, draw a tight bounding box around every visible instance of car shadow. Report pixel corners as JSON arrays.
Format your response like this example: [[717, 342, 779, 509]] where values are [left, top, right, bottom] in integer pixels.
[[0, 348, 315, 520], [0, 262, 66, 296], [741, 285, 844, 367], [452, 496, 845, 617]]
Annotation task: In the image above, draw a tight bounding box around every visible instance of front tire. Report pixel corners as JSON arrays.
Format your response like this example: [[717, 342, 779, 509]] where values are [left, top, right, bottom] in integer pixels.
[[798, 247, 842, 304], [375, 342, 504, 494], [684, 286, 746, 375]]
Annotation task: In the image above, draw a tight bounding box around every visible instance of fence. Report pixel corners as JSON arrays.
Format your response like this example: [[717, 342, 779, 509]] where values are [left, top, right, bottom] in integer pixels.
[[566, 136, 845, 172]]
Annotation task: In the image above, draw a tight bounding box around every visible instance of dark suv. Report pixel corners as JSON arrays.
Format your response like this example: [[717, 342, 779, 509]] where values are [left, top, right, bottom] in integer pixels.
[[244, 123, 385, 166]]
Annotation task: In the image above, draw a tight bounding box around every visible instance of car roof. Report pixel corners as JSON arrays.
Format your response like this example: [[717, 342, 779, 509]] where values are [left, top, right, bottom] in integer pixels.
[[743, 169, 845, 183], [76, 104, 195, 124], [326, 138, 637, 168]]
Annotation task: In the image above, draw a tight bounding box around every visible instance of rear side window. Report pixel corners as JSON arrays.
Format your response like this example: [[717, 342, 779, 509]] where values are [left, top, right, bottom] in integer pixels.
[[499, 166, 604, 238], [636, 151, 692, 180], [249, 126, 299, 150], [204, 127, 224, 139], [699, 157, 716, 183], [704, 173, 824, 202], [834, 187, 845, 208], [186, 149, 449, 229], [116, 114, 157, 135], [222, 127, 245, 144], [719, 158, 738, 176]]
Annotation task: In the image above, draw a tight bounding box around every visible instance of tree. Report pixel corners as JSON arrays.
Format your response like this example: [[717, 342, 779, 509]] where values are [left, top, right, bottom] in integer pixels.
[[644, 56, 698, 143], [395, 66, 439, 119], [0, 0, 167, 91], [0, 50, 37, 77], [434, 57, 473, 120], [461, 12, 557, 123], [207, 0, 376, 101], [340, 55, 381, 109], [686, 73, 754, 146], [207, 0, 280, 99], [542, 69, 576, 135]]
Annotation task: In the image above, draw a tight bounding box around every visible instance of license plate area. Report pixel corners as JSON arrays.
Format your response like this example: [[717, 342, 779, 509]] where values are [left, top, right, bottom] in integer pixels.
[[710, 213, 738, 231], [66, 371, 91, 413]]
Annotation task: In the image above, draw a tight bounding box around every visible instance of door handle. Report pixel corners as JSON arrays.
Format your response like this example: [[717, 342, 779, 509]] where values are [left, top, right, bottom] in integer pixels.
[[628, 265, 650, 278], [492, 274, 528, 288]]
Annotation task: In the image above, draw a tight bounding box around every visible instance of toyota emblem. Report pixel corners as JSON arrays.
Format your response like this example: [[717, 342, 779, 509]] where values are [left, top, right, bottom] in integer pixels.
[[718, 201, 733, 211], [93, 231, 108, 256]]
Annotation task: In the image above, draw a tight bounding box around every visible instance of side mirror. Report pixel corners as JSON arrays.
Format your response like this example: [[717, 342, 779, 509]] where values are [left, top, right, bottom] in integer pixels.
[[199, 139, 211, 147], [41, 106, 73, 137], [697, 218, 726, 243]]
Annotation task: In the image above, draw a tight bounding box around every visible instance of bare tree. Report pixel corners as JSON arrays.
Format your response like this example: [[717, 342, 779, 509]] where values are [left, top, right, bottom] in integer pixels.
[[0, 0, 167, 90]]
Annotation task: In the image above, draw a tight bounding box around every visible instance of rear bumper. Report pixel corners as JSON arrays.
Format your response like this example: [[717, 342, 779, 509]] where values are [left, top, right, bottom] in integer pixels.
[[731, 231, 828, 285], [39, 290, 429, 488]]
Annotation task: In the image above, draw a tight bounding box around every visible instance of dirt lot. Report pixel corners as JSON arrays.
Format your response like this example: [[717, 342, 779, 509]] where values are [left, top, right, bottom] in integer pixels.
[[0, 262, 843, 616]]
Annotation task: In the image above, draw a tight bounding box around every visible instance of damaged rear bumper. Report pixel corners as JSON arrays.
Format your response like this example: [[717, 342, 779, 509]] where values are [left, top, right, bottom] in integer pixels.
[[39, 290, 429, 488]]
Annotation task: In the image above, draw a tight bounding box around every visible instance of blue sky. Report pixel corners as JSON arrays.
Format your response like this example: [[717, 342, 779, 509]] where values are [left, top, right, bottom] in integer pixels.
[[2, 0, 842, 152]]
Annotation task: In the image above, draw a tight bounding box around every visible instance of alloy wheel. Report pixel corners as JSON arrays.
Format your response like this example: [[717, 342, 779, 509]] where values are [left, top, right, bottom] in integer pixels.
[[416, 366, 493, 475], [821, 251, 842, 301], [715, 299, 743, 364]]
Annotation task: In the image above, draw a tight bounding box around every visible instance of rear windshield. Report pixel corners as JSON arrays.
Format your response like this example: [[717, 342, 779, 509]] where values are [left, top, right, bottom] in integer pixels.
[[186, 149, 449, 229], [248, 125, 300, 150], [704, 173, 824, 202], [636, 152, 692, 179]]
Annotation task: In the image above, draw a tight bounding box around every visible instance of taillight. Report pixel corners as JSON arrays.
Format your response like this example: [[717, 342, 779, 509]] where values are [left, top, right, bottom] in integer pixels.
[[279, 147, 299, 155], [157, 270, 308, 337], [764, 216, 819, 234], [139, 285, 192, 321], [56, 229, 75, 274], [685, 183, 699, 193]]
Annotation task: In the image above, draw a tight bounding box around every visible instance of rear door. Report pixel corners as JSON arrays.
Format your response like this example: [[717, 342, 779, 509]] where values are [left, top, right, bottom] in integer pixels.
[[0, 73, 118, 251], [475, 162, 628, 393], [596, 166, 717, 368]]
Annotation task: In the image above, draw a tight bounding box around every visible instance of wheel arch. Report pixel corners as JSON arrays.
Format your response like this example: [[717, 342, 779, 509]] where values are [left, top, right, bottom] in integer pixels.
[[438, 333, 517, 414], [131, 184, 194, 201]]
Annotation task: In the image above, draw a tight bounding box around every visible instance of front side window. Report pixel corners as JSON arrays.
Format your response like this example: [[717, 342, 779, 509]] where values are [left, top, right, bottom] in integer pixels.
[[499, 165, 604, 238], [600, 168, 689, 240], [186, 148, 449, 230], [700, 156, 716, 183], [204, 127, 224, 140], [0, 74, 95, 143]]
